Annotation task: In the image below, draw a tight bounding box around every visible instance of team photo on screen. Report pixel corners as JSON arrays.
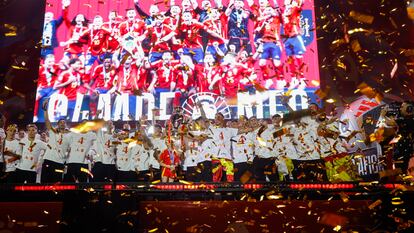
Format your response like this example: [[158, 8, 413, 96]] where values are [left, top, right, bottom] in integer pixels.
[[35, 0, 320, 122]]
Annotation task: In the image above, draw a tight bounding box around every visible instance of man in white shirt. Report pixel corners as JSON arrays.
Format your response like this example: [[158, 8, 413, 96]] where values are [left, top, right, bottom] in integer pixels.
[[91, 121, 117, 182], [149, 124, 166, 181], [115, 129, 137, 182], [14, 124, 48, 183], [209, 113, 238, 182], [2, 124, 20, 183], [253, 115, 281, 182], [64, 130, 96, 182], [41, 100, 70, 183]]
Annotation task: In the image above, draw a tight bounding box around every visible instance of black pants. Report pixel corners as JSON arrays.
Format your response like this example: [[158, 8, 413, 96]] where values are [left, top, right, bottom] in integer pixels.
[[0, 162, 5, 183], [14, 169, 37, 183], [64, 163, 89, 183], [185, 166, 200, 182], [291, 159, 328, 182], [198, 161, 212, 182], [136, 170, 149, 182], [92, 162, 116, 182], [41, 159, 64, 183], [254, 157, 278, 182], [116, 170, 138, 182], [151, 168, 161, 181], [3, 171, 16, 183], [234, 162, 252, 182]]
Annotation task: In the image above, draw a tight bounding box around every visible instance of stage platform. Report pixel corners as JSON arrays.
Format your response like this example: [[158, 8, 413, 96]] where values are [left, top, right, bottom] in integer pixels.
[[0, 182, 413, 233]]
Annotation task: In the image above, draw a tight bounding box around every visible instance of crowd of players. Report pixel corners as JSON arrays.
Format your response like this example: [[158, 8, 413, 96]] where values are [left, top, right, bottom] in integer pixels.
[[35, 0, 309, 121], [1, 100, 414, 184]]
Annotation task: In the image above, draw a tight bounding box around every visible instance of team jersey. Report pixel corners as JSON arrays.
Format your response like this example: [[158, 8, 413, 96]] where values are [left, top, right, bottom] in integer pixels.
[[64, 25, 88, 55], [150, 60, 180, 89], [283, 5, 302, 37], [150, 136, 167, 154], [258, 16, 282, 42], [195, 64, 222, 94], [208, 126, 238, 160], [272, 125, 297, 159], [174, 63, 195, 91], [204, 16, 227, 46], [159, 149, 180, 167], [254, 125, 277, 159], [232, 132, 255, 163], [115, 65, 138, 94], [66, 132, 97, 164], [80, 28, 111, 56], [42, 130, 69, 164], [176, 22, 205, 48], [290, 122, 321, 160], [147, 24, 174, 52], [197, 137, 214, 163], [115, 141, 131, 171], [129, 144, 158, 171], [220, 65, 242, 98], [91, 65, 116, 91], [119, 19, 146, 37], [102, 21, 120, 52], [57, 70, 82, 100], [16, 138, 47, 172], [183, 132, 202, 169], [94, 129, 116, 165], [38, 65, 60, 89], [4, 139, 21, 172]]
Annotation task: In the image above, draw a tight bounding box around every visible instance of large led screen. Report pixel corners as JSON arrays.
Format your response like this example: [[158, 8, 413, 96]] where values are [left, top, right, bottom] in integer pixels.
[[35, 0, 320, 122]]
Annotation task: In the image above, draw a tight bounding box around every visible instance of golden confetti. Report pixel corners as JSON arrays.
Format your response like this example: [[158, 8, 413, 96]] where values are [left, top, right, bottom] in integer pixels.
[[333, 225, 342, 232], [70, 119, 105, 133]]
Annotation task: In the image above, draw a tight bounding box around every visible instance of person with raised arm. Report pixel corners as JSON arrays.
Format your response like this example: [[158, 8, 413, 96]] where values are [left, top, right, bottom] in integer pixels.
[[41, 0, 71, 58], [40, 99, 70, 183]]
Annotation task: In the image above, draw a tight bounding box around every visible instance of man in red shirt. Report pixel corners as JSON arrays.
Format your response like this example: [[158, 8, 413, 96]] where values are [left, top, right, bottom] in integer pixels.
[[172, 55, 196, 107], [204, 8, 228, 61], [102, 10, 121, 55], [60, 13, 89, 60], [78, 16, 111, 73], [34, 54, 61, 122], [147, 16, 177, 63], [113, 55, 139, 120], [282, 0, 306, 84], [118, 8, 147, 60], [175, 11, 224, 64], [256, 6, 284, 89], [54, 58, 83, 120]]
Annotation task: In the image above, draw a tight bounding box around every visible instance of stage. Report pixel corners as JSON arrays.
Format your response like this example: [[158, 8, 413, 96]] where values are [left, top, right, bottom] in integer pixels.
[[0, 182, 413, 233]]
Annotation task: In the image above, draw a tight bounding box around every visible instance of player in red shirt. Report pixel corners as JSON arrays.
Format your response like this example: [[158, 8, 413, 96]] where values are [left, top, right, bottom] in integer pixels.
[[118, 8, 147, 60], [195, 52, 222, 95], [148, 52, 179, 93], [78, 15, 111, 72], [60, 13, 89, 59], [256, 6, 284, 89], [282, 0, 306, 85], [175, 11, 225, 64], [102, 10, 121, 55], [112, 55, 141, 120], [34, 54, 61, 122], [90, 56, 116, 94], [53, 58, 83, 120], [172, 55, 196, 107], [203, 8, 228, 60], [159, 141, 181, 183], [147, 16, 177, 63]]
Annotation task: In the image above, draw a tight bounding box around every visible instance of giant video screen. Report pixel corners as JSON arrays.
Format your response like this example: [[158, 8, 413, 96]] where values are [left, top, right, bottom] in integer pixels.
[[35, 0, 320, 122]]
